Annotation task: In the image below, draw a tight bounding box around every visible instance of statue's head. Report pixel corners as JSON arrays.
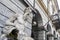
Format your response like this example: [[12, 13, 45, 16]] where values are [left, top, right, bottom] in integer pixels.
[[24, 7, 32, 13]]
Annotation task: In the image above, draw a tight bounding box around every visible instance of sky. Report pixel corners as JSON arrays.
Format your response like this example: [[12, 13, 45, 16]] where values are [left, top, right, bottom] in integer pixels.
[[57, 0, 60, 9]]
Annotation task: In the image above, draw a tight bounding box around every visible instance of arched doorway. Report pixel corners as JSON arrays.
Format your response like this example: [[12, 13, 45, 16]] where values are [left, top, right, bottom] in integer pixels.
[[31, 9, 43, 40]]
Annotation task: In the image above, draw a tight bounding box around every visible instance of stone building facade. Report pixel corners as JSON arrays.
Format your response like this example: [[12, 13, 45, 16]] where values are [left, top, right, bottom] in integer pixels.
[[0, 0, 60, 40]]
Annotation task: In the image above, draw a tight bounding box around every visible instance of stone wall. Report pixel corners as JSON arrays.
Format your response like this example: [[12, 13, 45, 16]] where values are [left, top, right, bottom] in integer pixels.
[[0, 0, 33, 40]]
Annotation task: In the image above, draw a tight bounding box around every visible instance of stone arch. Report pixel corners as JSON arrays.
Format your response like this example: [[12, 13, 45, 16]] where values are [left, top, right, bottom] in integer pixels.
[[31, 9, 43, 40]]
